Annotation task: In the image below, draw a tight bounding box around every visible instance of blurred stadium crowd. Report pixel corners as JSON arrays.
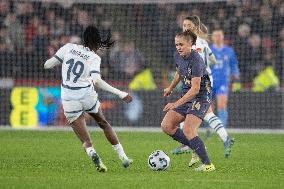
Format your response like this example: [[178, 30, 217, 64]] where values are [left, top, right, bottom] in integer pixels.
[[0, 0, 283, 89]]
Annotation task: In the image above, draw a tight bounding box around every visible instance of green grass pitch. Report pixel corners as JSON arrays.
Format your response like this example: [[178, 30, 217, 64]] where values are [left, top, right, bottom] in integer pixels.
[[0, 130, 283, 189]]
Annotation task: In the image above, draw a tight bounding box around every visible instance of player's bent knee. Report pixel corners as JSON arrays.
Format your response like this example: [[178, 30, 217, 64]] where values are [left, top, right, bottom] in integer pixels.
[[217, 98, 228, 109], [184, 127, 197, 140], [217, 103, 226, 109], [161, 122, 171, 134]]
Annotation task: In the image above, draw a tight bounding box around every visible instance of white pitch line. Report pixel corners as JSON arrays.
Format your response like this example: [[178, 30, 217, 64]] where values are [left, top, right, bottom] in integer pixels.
[[0, 126, 284, 134]]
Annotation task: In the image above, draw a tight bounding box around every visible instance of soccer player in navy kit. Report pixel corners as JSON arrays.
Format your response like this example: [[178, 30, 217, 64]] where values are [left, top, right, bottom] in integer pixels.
[[171, 16, 235, 160], [161, 30, 215, 172]]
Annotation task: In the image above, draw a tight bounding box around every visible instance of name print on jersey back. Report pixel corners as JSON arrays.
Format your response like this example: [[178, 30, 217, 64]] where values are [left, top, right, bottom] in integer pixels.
[[69, 48, 90, 61]]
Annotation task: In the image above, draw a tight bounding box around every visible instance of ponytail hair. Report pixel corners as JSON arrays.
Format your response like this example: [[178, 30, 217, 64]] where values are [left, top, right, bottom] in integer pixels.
[[184, 15, 209, 40], [176, 29, 197, 46], [83, 25, 114, 50]]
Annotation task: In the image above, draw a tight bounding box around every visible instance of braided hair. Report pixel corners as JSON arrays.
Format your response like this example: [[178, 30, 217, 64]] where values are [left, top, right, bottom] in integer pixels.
[[83, 25, 114, 51]]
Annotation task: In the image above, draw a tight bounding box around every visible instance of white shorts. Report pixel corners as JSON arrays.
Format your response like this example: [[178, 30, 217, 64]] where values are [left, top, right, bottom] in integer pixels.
[[62, 94, 100, 124]]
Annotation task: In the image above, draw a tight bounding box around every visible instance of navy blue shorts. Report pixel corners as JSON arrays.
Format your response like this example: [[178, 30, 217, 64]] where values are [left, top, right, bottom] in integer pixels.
[[173, 99, 210, 120]]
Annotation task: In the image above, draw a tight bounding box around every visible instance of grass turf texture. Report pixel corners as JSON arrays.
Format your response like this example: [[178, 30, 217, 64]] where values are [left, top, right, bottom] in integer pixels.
[[0, 130, 283, 189]]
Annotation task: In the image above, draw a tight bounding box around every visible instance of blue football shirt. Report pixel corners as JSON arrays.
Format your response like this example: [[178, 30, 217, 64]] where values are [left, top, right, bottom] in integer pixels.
[[209, 44, 240, 86]]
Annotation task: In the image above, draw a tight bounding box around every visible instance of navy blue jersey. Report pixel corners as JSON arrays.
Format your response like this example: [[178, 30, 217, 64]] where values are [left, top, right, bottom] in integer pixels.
[[174, 50, 211, 99]]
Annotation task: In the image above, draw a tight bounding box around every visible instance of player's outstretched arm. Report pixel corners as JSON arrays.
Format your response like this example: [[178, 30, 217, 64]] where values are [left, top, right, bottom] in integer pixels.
[[44, 57, 61, 69], [164, 71, 180, 97], [92, 74, 132, 103]]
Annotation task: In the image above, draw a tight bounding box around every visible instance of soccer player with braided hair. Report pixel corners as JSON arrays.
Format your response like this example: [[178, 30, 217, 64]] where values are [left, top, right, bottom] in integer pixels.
[[44, 25, 133, 172]]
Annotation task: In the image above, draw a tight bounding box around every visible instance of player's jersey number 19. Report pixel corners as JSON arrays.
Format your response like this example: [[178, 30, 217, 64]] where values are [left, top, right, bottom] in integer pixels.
[[65, 58, 84, 83]]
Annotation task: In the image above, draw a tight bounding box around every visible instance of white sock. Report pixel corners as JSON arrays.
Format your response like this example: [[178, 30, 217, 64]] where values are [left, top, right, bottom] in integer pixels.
[[180, 122, 185, 130], [204, 113, 228, 142], [85, 147, 96, 157], [112, 143, 128, 161]]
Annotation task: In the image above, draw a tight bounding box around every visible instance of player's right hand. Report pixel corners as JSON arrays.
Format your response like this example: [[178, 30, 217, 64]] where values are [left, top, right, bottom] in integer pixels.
[[122, 94, 133, 103], [163, 87, 172, 97]]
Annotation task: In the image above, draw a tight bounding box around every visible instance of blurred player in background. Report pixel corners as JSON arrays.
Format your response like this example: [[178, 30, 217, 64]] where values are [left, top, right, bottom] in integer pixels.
[[210, 29, 240, 128], [171, 16, 235, 163], [162, 30, 215, 172], [44, 25, 133, 172]]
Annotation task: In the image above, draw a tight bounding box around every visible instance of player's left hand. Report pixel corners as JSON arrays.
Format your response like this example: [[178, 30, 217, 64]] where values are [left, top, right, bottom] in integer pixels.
[[122, 94, 133, 103], [163, 103, 177, 112]]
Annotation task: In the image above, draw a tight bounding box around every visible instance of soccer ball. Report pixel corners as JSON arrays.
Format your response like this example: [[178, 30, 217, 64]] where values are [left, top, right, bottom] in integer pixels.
[[148, 150, 170, 171]]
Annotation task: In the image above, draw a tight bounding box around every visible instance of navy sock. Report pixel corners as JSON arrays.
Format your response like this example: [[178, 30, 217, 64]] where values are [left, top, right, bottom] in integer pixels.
[[187, 136, 211, 165], [170, 128, 190, 146], [171, 129, 211, 165]]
